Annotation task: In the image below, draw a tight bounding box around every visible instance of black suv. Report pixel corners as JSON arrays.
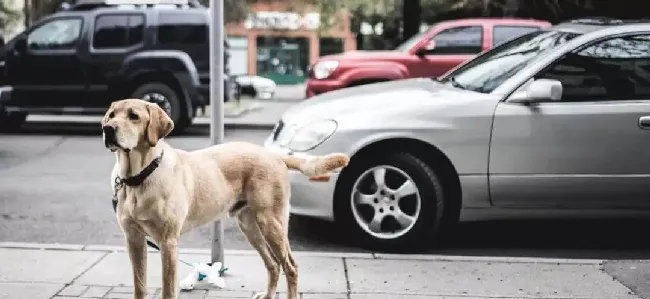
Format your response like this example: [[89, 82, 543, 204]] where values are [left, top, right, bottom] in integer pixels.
[[0, 0, 237, 133]]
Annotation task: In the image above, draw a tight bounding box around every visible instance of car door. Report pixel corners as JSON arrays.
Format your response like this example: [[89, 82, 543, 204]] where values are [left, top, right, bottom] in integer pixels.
[[85, 12, 146, 108], [409, 25, 485, 78], [7, 16, 86, 108], [489, 33, 650, 209]]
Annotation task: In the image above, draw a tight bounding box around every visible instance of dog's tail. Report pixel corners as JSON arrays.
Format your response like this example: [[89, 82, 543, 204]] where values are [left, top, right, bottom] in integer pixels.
[[281, 153, 350, 177]]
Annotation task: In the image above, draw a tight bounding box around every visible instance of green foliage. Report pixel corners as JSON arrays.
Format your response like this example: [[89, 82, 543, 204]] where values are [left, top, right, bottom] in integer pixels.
[[200, 0, 252, 23], [0, 1, 21, 31]]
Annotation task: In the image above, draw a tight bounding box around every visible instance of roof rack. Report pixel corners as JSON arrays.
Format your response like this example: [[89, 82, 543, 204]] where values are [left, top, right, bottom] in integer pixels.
[[567, 16, 650, 26], [67, 0, 204, 11], [568, 17, 624, 25]]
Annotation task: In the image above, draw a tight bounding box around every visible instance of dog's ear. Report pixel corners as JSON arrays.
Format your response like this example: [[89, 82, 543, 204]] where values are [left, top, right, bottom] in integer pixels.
[[101, 102, 116, 126], [145, 103, 174, 146]]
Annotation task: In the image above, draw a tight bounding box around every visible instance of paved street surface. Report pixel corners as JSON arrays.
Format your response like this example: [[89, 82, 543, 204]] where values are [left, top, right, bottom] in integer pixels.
[[4, 119, 650, 298], [0, 242, 644, 299], [3, 121, 650, 257]]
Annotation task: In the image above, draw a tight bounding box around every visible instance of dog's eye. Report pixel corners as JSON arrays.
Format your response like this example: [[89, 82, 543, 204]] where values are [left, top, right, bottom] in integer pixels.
[[109, 112, 115, 118], [128, 113, 139, 120]]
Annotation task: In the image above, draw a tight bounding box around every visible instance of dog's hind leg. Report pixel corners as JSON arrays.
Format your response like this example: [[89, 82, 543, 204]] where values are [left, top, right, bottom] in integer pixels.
[[237, 208, 281, 299], [254, 208, 298, 299]]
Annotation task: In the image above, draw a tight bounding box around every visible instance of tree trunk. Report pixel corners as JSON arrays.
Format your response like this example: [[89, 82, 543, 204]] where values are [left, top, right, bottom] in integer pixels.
[[402, 0, 421, 42]]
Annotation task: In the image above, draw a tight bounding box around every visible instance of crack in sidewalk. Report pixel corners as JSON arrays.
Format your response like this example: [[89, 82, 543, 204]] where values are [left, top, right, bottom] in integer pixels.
[[343, 257, 351, 299]]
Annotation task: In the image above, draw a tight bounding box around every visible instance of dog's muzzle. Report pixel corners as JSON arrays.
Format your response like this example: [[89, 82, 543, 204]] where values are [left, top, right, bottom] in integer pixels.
[[103, 125, 119, 151]]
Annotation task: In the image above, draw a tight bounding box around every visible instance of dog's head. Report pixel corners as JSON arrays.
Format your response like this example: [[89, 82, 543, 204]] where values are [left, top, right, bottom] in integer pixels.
[[101, 99, 174, 152]]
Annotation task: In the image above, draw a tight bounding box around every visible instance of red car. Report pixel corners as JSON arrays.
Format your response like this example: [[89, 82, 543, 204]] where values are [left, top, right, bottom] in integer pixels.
[[306, 18, 551, 98]]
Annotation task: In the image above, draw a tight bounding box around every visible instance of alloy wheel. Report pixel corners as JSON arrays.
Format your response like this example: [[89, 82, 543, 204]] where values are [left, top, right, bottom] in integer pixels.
[[350, 165, 422, 240]]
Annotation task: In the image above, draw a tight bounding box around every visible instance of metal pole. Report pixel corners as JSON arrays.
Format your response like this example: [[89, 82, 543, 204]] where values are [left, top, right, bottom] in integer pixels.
[[209, 0, 225, 266]]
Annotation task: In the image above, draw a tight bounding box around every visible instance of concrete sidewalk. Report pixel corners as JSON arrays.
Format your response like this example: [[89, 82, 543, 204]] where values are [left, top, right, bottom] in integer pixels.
[[0, 242, 642, 299]]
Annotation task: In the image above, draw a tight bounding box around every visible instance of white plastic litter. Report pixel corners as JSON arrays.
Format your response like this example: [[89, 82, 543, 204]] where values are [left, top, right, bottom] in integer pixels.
[[179, 262, 226, 291]]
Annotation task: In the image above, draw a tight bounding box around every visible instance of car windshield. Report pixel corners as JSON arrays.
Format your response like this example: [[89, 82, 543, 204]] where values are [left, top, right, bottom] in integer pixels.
[[440, 30, 580, 93], [395, 30, 429, 52]]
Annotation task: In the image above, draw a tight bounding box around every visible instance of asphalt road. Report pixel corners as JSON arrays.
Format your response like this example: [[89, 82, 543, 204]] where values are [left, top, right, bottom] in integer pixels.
[[2, 121, 650, 261]]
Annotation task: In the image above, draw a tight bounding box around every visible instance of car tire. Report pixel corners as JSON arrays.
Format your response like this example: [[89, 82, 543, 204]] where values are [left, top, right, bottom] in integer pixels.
[[0, 110, 27, 132], [130, 82, 190, 134], [334, 151, 445, 252]]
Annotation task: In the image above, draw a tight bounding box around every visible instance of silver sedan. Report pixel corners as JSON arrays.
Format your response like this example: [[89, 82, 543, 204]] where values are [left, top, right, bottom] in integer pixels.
[[264, 18, 650, 251]]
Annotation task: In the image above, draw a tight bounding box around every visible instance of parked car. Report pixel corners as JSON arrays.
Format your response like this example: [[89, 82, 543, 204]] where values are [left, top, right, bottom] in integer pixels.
[[266, 17, 650, 251], [0, 0, 237, 133], [305, 18, 551, 98], [234, 75, 277, 100]]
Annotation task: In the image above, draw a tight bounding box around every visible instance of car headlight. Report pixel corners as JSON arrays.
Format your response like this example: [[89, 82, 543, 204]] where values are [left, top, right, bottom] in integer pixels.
[[312, 61, 339, 79], [276, 120, 338, 152]]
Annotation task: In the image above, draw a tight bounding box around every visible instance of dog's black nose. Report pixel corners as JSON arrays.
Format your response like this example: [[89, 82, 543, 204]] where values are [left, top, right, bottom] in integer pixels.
[[103, 126, 116, 142]]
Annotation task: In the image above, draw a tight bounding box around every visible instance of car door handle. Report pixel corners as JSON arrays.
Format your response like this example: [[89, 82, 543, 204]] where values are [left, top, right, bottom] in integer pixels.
[[639, 116, 650, 129]]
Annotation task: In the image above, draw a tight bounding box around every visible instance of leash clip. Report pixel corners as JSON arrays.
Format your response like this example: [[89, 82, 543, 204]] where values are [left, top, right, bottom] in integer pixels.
[[113, 176, 125, 198]]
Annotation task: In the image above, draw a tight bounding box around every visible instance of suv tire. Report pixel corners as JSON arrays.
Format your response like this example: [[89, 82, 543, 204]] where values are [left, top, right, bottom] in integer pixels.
[[0, 110, 27, 132], [130, 82, 190, 133], [334, 152, 445, 252]]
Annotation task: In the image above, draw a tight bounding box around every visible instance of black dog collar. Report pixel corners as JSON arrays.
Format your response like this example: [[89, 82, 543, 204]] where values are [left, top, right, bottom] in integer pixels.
[[112, 150, 164, 205]]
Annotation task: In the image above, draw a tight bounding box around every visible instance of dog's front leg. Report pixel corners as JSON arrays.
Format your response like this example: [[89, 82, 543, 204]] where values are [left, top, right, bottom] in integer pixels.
[[125, 231, 147, 299], [160, 238, 179, 299]]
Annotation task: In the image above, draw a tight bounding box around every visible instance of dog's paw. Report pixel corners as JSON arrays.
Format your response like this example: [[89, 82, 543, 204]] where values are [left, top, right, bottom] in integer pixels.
[[252, 291, 273, 299]]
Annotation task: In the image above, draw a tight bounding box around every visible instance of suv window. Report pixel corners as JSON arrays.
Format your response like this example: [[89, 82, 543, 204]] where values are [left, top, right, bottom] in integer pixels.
[[429, 26, 483, 54], [537, 34, 650, 102], [156, 12, 207, 45], [93, 14, 145, 49], [27, 18, 83, 50], [493, 25, 540, 46]]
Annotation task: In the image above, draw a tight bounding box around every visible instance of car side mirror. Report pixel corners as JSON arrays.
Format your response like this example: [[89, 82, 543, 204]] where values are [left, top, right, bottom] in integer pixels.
[[14, 37, 27, 54], [415, 40, 436, 57], [509, 79, 563, 104]]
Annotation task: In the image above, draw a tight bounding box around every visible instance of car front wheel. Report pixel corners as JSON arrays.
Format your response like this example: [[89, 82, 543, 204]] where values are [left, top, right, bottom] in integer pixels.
[[130, 82, 189, 133], [335, 152, 445, 252], [0, 110, 27, 132]]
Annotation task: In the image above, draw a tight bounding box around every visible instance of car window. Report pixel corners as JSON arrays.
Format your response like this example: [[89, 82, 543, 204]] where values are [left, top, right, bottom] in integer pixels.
[[536, 34, 650, 102], [27, 18, 83, 50], [156, 12, 207, 45], [428, 26, 483, 54], [440, 30, 580, 94], [394, 30, 429, 52], [493, 25, 540, 46], [93, 14, 145, 49]]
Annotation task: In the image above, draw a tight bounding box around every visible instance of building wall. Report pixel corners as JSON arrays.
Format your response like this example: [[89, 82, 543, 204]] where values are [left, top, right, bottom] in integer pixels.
[[226, 1, 356, 84]]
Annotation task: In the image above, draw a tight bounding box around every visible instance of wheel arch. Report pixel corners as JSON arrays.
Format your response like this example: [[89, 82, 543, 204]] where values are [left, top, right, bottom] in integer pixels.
[[346, 78, 391, 88], [120, 71, 193, 120], [336, 137, 462, 228]]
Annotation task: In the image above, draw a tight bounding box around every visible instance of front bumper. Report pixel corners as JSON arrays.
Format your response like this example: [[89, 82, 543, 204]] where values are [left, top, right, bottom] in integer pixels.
[[305, 78, 345, 98], [264, 135, 338, 221], [0, 86, 12, 107], [197, 77, 239, 104]]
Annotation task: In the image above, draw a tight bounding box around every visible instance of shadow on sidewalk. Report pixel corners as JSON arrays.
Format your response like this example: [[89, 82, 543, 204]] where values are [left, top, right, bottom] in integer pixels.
[[288, 215, 650, 260]]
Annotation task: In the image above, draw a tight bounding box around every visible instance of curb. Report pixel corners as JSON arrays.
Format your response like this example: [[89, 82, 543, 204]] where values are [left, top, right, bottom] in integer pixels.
[[203, 122, 275, 130], [24, 117, 276, 130], [0, 242, 605, 265]]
